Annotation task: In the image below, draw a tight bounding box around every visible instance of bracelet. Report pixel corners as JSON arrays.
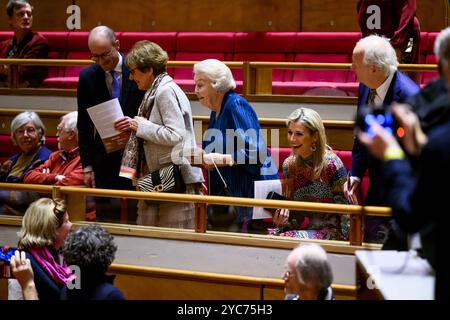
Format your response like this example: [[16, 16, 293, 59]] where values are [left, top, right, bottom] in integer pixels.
[[383, 147, 405, 161]]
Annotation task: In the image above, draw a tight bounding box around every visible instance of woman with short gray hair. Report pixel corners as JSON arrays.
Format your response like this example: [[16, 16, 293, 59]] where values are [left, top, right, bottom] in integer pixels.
[[1, 111, 51, 183]]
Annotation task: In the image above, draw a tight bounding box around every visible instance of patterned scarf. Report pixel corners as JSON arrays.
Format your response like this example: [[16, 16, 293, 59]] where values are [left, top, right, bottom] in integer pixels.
[[29, 246, 76, 285], [120, 72, 168, 182]]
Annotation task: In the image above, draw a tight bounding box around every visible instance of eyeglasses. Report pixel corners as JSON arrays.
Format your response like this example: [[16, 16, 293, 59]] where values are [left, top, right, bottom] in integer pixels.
[[16, 127, 37, 136], [90, 48, 115, 61]]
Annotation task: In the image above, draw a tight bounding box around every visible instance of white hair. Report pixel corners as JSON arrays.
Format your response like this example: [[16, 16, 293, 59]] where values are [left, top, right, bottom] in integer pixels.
[[193, 59, 236, 93], [10, 111, 45, 144], [434, 27, 450, 68], [294, 243, 333, 290], [60, 111, 78, 134], [357, 35, 399, 76]]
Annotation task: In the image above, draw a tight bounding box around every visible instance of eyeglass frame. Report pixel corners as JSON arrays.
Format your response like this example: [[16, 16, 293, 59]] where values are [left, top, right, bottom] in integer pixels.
[[90, 47, 116, 61], [15, 126, 37, 137]]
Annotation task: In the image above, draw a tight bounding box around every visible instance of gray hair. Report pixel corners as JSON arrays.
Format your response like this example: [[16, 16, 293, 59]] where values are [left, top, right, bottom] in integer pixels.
[[88, 25, 116, 46], [434, 27, 450, 68], [60, 111, 78, 134], [6, 0, 32, 17], [193, 59, 236, 93], [62, 224, 117, 274], [10, 111, 45, 144], [294, 243, 333, 291], [357, 35, 398, 76]]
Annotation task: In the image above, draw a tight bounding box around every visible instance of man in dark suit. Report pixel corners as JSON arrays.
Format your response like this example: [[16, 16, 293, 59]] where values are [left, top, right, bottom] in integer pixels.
[[77, 26, 145, 223], [358, 26, 450, 300], [344, 35, 419, 244]]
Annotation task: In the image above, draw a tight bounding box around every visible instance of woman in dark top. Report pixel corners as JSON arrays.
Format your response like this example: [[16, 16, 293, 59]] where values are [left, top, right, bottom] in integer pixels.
[[60, 224, 124, 300]]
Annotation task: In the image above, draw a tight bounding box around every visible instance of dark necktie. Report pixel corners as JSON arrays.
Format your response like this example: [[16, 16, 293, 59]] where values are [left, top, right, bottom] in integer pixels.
[[110, 70, 121, 100], [368, 89, 377, 105]]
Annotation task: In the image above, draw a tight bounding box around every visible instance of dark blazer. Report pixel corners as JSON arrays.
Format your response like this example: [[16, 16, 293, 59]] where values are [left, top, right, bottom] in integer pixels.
[[381, 121, 450, 300], [77, 53, 145, 189], [351, 70, 419, 205]]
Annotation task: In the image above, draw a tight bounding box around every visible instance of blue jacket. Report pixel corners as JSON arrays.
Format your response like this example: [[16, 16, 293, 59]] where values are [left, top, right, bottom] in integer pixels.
[[0, 145, 52, 183], [351, 71, 419, 205]]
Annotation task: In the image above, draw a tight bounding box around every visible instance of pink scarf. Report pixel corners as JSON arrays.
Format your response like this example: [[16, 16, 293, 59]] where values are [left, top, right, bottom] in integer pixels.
[[29, 247, 76, 285]]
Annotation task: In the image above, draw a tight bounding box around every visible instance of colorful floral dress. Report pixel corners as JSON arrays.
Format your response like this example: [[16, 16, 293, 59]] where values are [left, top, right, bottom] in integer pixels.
[[273, 150, 349, 240]]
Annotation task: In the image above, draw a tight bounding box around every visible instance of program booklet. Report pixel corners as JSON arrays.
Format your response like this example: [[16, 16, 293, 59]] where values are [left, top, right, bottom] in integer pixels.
[[86, 98, 130, 153]]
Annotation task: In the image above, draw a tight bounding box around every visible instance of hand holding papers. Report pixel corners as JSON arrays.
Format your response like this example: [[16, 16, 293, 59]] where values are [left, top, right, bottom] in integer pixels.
[[253, 179, 282, 219], [87, 98, 130, 153]]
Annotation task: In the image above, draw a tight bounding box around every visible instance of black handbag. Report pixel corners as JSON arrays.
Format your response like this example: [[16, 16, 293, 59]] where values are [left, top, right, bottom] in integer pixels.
[[137, 164, 186, 194], [206, 159, 238, 230]]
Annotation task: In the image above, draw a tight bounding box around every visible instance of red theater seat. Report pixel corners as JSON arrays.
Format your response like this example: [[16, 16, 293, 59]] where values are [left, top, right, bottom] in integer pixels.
[[233, 32, 297, 93], [273, 32, 361, 96], [0, 135, 58, 163], [421, 32, 440, 85], [173, 32, 235, 92], [121, 32, 177, 77]]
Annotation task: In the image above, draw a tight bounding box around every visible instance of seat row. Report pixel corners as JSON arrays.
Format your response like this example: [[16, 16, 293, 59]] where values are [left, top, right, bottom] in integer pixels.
[[0, 133, 368, 201], [0, 31, 440, 95]]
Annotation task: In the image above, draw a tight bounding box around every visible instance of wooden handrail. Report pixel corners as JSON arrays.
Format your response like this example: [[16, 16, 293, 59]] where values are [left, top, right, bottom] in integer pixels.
[[249, 61, 438, 71], [0, 58, 437, 71], [0, 58, 244, 68], [0, 182, 391, 217]]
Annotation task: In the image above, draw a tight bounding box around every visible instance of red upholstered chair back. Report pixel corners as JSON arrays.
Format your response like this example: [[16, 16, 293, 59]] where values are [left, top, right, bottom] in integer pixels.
[[121, 32, 177, 77], [421, 32, 440, 85], [293, 32, 360, 83], [233, 32, 296, 83], [39, 32, 68, 79], [0, 135, 58, 163], [173, 32, 235, 92]]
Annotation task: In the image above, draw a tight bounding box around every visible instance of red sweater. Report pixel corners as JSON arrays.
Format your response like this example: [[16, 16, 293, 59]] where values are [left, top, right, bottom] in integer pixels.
[[24, 149, 84, 186], [0, 31, 48, 87]]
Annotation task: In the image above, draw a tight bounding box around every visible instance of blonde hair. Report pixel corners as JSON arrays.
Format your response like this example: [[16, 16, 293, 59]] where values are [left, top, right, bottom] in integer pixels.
[[125, 40, 168, 76], [17, 198, 67, 249], [287, 108, 327, 179]]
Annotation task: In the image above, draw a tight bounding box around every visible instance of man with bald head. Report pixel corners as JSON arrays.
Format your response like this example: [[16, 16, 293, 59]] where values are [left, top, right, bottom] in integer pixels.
[[77, 25, 145, 223], [345, 35, 419, 245]]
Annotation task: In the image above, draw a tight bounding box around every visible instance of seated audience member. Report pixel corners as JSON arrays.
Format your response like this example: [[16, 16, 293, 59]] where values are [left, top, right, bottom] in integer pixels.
[[358, 27, 450, 300], [24, 111, 83, 186], [283, 243, 334, 300], [271, 108, 349, 240], [11, 224, 124, 300], [0, 111, 52, 215], [12, 198, 74, 300], [193, 59, 278, 232], [0, 0, 48, 87], [60, 224, 124, 300]]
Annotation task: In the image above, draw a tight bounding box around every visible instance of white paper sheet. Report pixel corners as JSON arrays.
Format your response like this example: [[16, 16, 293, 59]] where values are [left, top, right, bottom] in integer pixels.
[[252, 179, 282, 219], [86, 98, 124, 139], [86, 98, 129, 153]]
